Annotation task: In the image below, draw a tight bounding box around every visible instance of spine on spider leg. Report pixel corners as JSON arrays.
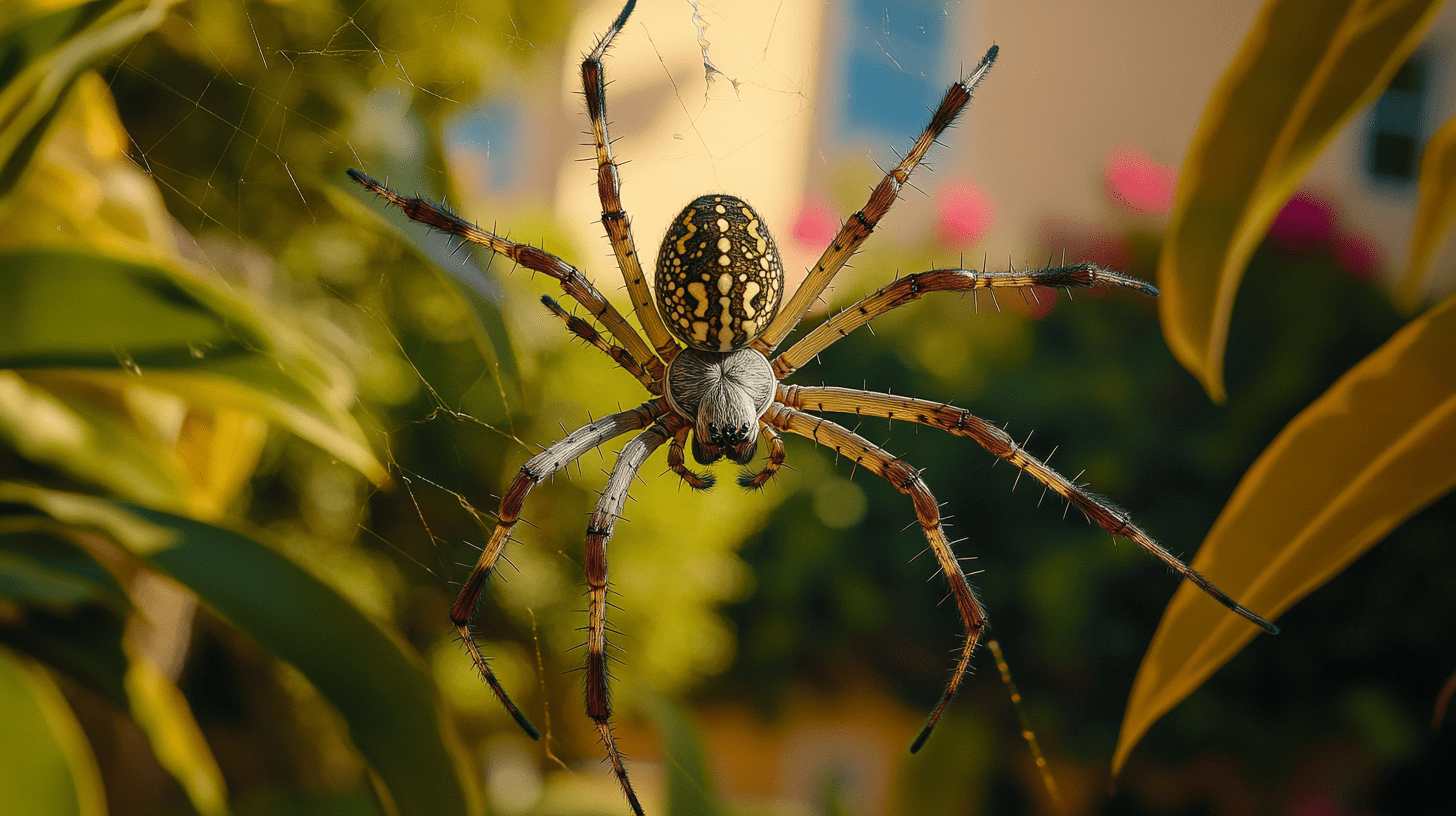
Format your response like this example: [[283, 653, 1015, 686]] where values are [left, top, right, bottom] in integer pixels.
[[450, 468, 542, 739], [345, 168, 668, 385], [447, 400, 668, 743], [580, 420, 669, 816], [771, 264, 1157, 379], [540, 295, 661, 394], [779, 386, 1277, 633], [764, 404, 987, 753], [752, 45, 999, 354]]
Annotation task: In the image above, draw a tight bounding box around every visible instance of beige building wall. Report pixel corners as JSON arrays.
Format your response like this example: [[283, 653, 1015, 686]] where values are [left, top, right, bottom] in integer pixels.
[[542, 1, 1456, 307]]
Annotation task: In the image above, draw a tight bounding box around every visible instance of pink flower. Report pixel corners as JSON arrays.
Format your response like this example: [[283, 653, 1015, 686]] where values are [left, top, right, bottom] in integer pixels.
[[936, 180, 995, 246], [1268, 194, 1335, 252], [1335, 232, 1381, 280], [792, 198, 839, 248], [1105, 147, 1177, 214]]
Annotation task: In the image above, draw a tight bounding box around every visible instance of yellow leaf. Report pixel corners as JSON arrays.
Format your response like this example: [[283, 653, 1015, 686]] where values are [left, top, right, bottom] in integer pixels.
[[122, 649, 230, 816], [1159, 0, 1441, 401], [1400, 112, 1456, 310], [1115, 292, 1456, 774]]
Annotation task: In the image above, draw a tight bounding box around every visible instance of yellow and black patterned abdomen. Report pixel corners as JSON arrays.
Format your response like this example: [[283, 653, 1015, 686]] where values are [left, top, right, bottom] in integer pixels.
[[655, 195, 784, 352]]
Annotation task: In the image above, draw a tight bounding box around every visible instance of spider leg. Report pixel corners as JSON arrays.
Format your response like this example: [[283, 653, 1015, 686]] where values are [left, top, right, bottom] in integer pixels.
[[772, 262, 1156, 379], [347, 169, 666, 386], [763, 404, 986, 753], [736, 422, 785, 489], [583, 418, 677, 816], [751, 46, 999, 354], [449, 399, 669, 739], [541, 295, 660, 394], [667, 425, 715, 490], [583, 0, 681, 364], [779, 384, 1279, 634]]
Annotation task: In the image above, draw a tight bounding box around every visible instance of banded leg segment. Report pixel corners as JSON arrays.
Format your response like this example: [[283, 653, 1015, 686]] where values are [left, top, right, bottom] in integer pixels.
[[583, 0, 680, 364], [448, 399, 669, 739], [764, 404, 986, 752], [751, 47, 999, 354], [583, 418, 677, 816], [541, 295, 660, 394], [347, 169, 666, 385], [779, 384, 1278, 634], [773, 263, 1158, 379]]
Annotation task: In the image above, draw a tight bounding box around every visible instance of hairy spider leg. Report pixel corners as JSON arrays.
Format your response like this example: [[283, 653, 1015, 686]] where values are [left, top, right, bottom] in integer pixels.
[[751, 46, 1000, 354], [737, 422, 786, 489], [583, 418, 680, 816], [763, 404, 988, 753], [346, 169, 666, 387], [778, 385, 1278, 634], [667, 425, 715, 490], [583, 0, 681, 364], [772, 262, 1157, 379], [541, 295, 660, 395], [449, 400, 670, 739]]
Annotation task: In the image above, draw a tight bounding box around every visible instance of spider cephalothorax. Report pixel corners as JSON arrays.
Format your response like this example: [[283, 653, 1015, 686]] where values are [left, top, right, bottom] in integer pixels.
[[348, 1, 1277, 813], [664, 346, 775, 465]]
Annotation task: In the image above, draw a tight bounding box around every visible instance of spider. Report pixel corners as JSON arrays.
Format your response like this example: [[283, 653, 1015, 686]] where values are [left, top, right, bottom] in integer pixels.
[[349, 1, 1276, 812]]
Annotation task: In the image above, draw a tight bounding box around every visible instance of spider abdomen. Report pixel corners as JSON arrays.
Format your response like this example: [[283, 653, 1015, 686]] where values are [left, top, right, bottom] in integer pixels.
[[655, 194, 784, 352]]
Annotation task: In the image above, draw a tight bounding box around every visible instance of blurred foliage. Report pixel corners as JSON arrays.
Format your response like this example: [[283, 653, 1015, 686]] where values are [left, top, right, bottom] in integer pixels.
[[1133, 0, 1456, 774], [1, 1, 1453, 816], [1158, 0, 1442, 400]]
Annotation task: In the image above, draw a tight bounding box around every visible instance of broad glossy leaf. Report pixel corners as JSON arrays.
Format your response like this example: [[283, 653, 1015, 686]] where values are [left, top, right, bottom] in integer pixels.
[[0, 645, 108, 816], [0, 250, 386, 488], [0, 484, 481, 816], [1159, 0, 1441, 401], [1400, 111, 1456, 309], [0, 370, 191, 508], [0, 0, 181, 196], [1116, 292, 1456, 773]]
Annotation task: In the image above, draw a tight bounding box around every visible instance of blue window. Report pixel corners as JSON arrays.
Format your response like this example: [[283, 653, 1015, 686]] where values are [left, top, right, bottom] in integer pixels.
[[841, 0, 949, 141], [1367, 55, 1428, 184]]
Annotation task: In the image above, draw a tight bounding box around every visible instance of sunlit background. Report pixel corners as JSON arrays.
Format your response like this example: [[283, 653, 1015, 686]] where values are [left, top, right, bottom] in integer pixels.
[[3, 0, 1455, 815]]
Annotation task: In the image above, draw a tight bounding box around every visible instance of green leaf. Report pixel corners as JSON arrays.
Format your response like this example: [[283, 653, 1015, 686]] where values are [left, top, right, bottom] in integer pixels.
[[0, 645, 108, 816], [0, 0, 182, 196], [1400, 111, 1456, 309], [1116, 292, 1456, 773], [1158, 0, 1442, 401], [654, 699, 727, 816], [0, 249, 386, 488], [0, 529, 127, 611], [0, 370, 191, 508], [1, 529, 229, 815], [0, 484, 481, 816]]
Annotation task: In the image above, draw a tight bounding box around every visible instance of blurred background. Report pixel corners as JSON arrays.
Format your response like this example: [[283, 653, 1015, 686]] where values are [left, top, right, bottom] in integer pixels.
[[2, 0, 1455, 815]]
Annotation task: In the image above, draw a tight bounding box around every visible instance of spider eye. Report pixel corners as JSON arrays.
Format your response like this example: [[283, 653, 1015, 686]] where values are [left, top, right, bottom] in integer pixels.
[[655, 194, 784, 352]]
